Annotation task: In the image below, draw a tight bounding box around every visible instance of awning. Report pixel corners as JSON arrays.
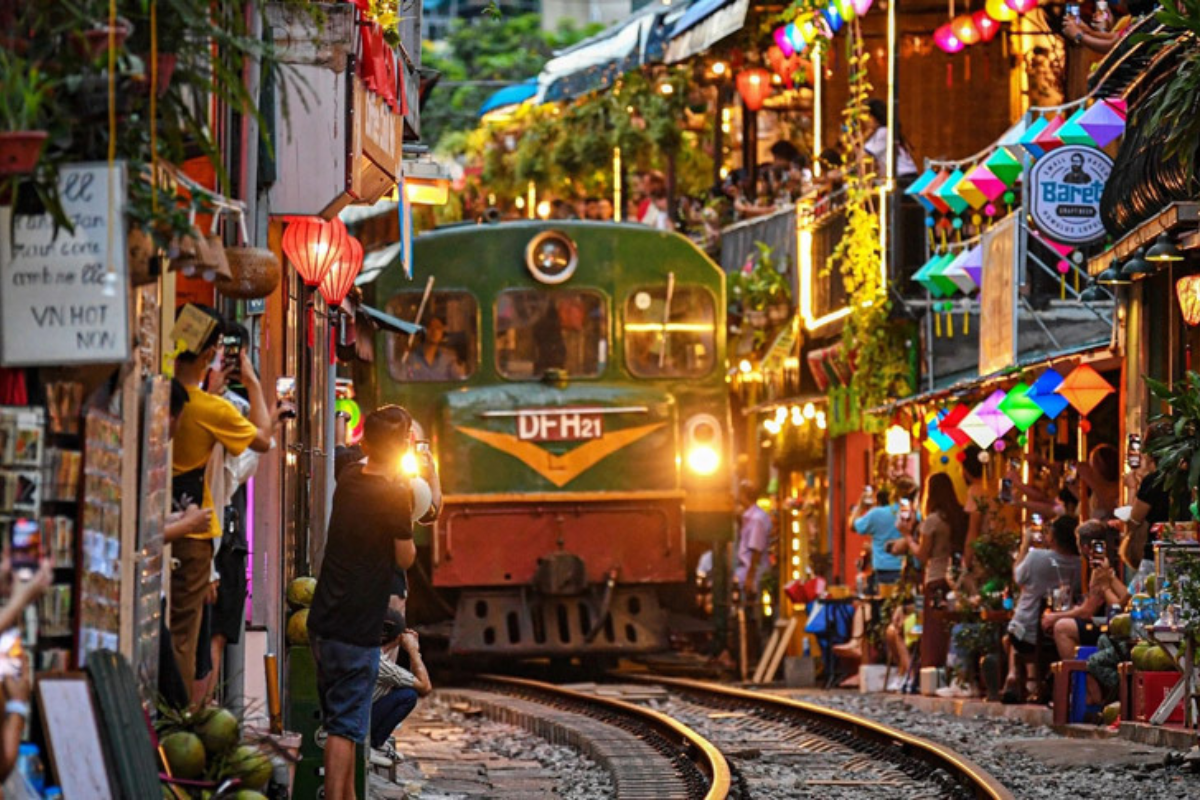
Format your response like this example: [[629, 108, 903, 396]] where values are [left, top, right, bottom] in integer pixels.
[[479, 79, 538, 118], [665, 0, 749, 64], [356, 240, 402, 287], [360, 303, 422, 336], [535, 3, 672, 103]]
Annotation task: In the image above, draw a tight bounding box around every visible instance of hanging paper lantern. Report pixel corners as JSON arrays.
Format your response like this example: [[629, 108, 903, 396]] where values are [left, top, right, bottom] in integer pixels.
[[976, 389, 1016, 439], [736, 68, 773, 111], [941, 249, 978, 293], [940, 403, 973, 447], [773, 26, 795, 57], [1056, 106, 1093, 146], [973, 10, 1001, 42], [1033, 114, 1066, 153], [912, 254, 949, 297], [1018, 116, 1050, 158], [282, 217, 349, 287], [986, 0, 1018, 21], [927, 252, 962, 296], [822, 2, 846, 33], [926, 411, 956, 452], [1005, 0, 1039, 13], [1105, 97, 1127, 119], [922, 170, 953, 214], [955, 171, 988, 210], [934, 23, 965, 54], [984, 147, 1023, 187], [958, 403, 999, 449], [834, 0, 857, 21], [959, 244, 983, 288], [1056, 363, 1115, 416], [997, 118, 1027, 160], [318, 234, 364, 308], [852, 0, 874, 15], [1177, 274, 1200, 327], [1026, 368, 1069, 418], [998, 382, 1044, 432], [1077, 100, 1126, 148], [952, 14, 982, 45], [965, 162, 1007, 202], [336, 397, 364, 444], [906, 169, 938, 213], [937, 169, 970, 215]]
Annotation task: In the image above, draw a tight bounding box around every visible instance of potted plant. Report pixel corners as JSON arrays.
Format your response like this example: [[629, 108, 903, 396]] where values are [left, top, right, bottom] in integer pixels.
[[755, 242, 793, 324], [0, 52, 54, 176], [72, 16, 133, 61]]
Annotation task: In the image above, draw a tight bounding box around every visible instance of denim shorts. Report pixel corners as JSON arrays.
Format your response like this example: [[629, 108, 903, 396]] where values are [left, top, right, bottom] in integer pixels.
[[311, 634, 380, 744]]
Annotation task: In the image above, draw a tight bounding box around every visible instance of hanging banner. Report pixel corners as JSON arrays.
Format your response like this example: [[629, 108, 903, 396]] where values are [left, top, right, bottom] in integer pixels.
[[1028, 145, 1112, 244], [0, 162, 131, 367], [979, 214, 1016, 375]]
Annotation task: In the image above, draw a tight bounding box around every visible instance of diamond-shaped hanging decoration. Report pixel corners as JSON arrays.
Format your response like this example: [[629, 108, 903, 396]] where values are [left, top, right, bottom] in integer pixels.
[[912, 254, 947, 297], [985, 147, 1023, 188], [1020, 116, 1050, 159], [927, 252, 962, 296], [960, 244, 983, 288], [939, 402, 973, 447], [958, 403, 999, 449], [998, 381, 1044, 432], [965, 163, 1007, 202], [955, 171, 989, 210], [921, 169, 952, 215], [906, 169, 938, 213], [941, 249, 977, 293], [1057, 106, 1094, 147], [1027, 368, 1069, 418], [1078, 100, 1126, 148], [1033, 114, 1067, 154], [926, 410, 956, 452], [1105, 97, 1127, 119], [937, 169, 970, 216], [1056, 363, 1114, 416], [997, 118, 1027, 160], [976, 389, 1015, 439]]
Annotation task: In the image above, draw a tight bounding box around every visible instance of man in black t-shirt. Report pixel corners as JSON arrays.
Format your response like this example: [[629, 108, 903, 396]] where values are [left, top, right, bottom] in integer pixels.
[[307, 405, 440, 800]]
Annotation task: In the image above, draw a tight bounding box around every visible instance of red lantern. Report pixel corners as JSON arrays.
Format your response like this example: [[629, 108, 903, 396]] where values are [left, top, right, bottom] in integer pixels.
[[952, 13, 981, 45], [973, 9, 1000, 41], [319, 235, 364, 308], [736, 68, 773, 112], [282, 217, 348, 287], [933, 24, 964, 54]]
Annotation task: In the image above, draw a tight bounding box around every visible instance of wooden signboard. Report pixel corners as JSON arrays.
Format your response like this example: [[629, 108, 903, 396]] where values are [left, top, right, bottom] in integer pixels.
[[979, 214, 1017, 375], [0, 162, 130, 367], [36, 674, 114, 799]]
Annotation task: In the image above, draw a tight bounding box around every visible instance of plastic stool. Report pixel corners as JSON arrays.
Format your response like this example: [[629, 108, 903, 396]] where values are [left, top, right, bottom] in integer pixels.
[[1068, 646, 1101, 723]]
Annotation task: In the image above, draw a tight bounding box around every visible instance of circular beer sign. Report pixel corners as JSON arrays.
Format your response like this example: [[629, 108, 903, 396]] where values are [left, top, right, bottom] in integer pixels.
[[1028, 145, 1112, 244]]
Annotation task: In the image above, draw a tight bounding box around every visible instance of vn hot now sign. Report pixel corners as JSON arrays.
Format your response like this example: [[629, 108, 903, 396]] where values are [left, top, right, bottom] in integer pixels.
[[517, 409, 604, 442]]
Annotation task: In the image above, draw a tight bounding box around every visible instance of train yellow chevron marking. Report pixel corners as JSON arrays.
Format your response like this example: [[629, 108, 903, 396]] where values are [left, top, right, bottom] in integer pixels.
[[456, 423, 666, 488]]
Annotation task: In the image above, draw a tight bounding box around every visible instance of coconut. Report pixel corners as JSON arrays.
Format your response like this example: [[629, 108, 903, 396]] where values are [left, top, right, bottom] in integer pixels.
[[1107, 613, 1132, 640], [1102, 701, 1120, 725], [232, 792, 268, 800], [161, 731, 206, 779], [226, 744, 273, 790], [197, 708, 240, 755], [1143, 575, 1157, 597], [1144, 645, 1178, 672], [286, 609, 309, 645], [286, 576, 317, 608], [1131, 641, 1153, 670]]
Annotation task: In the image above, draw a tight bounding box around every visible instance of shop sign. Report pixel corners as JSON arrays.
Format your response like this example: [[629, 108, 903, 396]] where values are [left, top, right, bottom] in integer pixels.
[[0, 162, 130, 367], [979, 215, 1017, 375], [1029, 145, 1112, 244]]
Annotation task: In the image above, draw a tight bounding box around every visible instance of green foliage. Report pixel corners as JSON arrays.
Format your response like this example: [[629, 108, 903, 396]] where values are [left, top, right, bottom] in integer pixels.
[[0, 51, 55, 131], [1131, 0, 1200, 172], [728, 243, 792, 312], [1145, 371, 1200, 510]]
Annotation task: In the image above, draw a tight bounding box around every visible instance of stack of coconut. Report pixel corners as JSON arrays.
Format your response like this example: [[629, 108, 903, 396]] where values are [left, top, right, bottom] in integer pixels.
[[158, 706, 275, 798], [286, 576, 316, 645]]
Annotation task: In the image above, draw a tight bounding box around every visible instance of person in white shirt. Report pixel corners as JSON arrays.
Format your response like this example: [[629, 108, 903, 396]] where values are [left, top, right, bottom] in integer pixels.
[[370, 610, 432, 764], [862, 99, 918, 179]]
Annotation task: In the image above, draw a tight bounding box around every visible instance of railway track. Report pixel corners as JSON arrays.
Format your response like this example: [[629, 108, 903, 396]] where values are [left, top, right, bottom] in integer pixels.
[[440, 674, 1013, 800]]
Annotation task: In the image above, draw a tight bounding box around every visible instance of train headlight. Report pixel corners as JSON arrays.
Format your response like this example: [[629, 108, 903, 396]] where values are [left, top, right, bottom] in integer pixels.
[[684, 414, 722, 476], [686, 445, 721, 475], [400, 451, 420, 476]]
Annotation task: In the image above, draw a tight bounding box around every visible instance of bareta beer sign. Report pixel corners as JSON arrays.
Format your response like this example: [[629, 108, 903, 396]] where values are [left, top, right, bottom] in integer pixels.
[[1029, 145, 1112, 244], [517, 408, 604, 442]]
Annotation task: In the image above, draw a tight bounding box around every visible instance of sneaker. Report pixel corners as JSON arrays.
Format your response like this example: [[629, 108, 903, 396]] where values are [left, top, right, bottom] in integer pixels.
[[935, 682, 977, 698], [886, 676, 905, 692], [370, 747, 396, 767]]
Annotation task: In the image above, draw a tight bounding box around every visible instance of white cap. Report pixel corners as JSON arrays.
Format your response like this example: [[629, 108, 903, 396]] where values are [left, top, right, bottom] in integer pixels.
[[411, 477, 433, 523], [1114, 505, 1133, 522]]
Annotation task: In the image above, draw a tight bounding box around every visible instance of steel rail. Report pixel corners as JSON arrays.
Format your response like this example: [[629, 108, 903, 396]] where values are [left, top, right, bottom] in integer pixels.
[[479, 674, 732, 800], [633, 675, 1015, 800]]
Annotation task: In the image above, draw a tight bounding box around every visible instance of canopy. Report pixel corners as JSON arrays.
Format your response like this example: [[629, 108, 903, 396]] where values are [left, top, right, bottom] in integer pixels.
[[665, 0, 749, 64], [479, 79, 538, 118], [360, 303, 422, 336]]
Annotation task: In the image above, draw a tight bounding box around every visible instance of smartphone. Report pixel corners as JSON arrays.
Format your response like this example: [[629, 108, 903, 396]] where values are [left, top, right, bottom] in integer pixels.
[[10, 518, 40, 580], [1127, 433, 1143, 470], [1066, 2, 1080, 18], [999, 478, 1013, 504], [862, 485, 875, 507], [223, 334, 242, 381], [899, 497, 912, 522], [275, 377, 297, 419], [1065, 461, 1079, 483], [1092, 539, 1107, 556], [0, 629, 23, 680]]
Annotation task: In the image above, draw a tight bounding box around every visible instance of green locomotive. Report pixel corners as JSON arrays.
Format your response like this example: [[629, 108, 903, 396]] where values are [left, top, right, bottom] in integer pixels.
[[356, 221, 734, 656]]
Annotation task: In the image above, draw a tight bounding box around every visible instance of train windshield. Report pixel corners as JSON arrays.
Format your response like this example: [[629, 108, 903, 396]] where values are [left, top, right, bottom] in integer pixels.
[[624, 286, 716, 378], [386, 291, 478, 382], [495, 290, 608, 379]]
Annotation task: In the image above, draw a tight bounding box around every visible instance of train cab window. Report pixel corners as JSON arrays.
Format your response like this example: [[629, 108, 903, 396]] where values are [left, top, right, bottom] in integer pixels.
[[386, 291, 478, 382], [624, 286, 716, 378], [495, 290, 608, 379]]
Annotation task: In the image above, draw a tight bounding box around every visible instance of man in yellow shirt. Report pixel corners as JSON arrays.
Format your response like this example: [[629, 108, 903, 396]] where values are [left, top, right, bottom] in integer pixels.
[[171, 305, 278, 699]]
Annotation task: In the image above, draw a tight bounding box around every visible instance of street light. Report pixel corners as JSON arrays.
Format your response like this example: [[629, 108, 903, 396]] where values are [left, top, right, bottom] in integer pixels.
[[1096, 263, 1129, 285], [1146, 232, 1183, 263], [1120, 247, 1152, 279], [1079, 278, 1107, 303]]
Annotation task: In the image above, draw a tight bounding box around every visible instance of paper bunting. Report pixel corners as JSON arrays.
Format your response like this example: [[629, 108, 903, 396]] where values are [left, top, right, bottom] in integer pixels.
[[1033, 114, 1066, 154], [985, 147, 1023, 188], [1019, 116, 1050, 158], [941, 249, 978, 293], [955, 171, 988, 210], [960, 244, 983, 287], [1027, 368, 1069, 418], [921, 170, 952, 215], [1105, 97, 1127, 119], [925, 411, 956, 452], [957, 403, 999, 449], [997, 118, 1027, 159], [1056, 363, 1114, 416], [906, 170, 938, 213], [939, 403, 972, 447], [1057, 106, 1093, 147], [965, 163, 1007, 202], [912, 254, 948, 297], [998, 382, 1044, 431], [937, 169, 970, 215], [976, 389, 1015, 438], [1078, 100, 1126, 148], [927, 252, 962, 296]]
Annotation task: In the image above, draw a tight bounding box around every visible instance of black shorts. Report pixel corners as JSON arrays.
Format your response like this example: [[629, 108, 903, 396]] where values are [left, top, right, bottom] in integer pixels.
[[211, 544, 248, 644], [1075, 619, 1102, 648], [195, 604, 213, 680], [1011, 637, 1037, 656]]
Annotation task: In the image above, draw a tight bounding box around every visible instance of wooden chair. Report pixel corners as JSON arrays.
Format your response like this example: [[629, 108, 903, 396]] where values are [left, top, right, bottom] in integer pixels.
[[1118, 661, 1134, 722], [1051, 646, 1099, 725], [830, 603, 866, 686]]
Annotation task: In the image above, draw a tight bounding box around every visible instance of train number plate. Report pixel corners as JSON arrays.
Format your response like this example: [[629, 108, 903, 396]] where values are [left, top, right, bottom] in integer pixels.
[[517, 410, 604, 442]]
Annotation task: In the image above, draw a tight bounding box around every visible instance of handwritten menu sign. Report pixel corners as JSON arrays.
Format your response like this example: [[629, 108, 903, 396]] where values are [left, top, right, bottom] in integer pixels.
[[0, 162, 130, 366]]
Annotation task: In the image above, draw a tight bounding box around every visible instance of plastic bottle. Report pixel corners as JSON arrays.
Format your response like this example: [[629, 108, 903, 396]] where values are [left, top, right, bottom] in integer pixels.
[[17, 743, 45, 794]]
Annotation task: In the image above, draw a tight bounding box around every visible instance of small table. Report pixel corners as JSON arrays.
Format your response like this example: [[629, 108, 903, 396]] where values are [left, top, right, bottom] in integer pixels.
[[1142, 628, 1199, 727], [816, 597, 857, 688]]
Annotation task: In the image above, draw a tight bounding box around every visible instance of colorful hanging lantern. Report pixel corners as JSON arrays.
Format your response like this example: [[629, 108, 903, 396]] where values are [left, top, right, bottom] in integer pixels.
[[965, 163, 1007, 202], [1177, 275, 1200, 327], [973, 9, 1001, 41], [834, 0, 857, 22], [912, 254, 948, 297], [937, 169, 970, 215], [282, 217, 349, 287], [336, 397, 364, 444], [985, 147, 1023, 187], [955, 171, 988, 210], [997, 118, 1028, 159], [1018, 116, 1050, 158], [976, 389, 1016, 439], [736, 68, 774, 111], [998, 382, 1044, 431], [1005, 0, 1039, 13], [1056, 363, 1114, 416], [926, 411, 956, 452], [1033, 114, 1066, 153], [1056, 106, 1093, 146], [1026, 369, 1069, 418], [960, 244, 983, 288], [318, 234, 364, 308], [927, 252, 961, 296], [1077, 99, 1126, 148], [1105, 97, 1127, 118], [934, 23, 965, 54], [783, 23, 809, 54], [958, 403, 999, 449], [939, 403, 973, 447], [922, 170, 953, 214], [986, 0, 1018, 21], [851, 0, 874, 15], [821, 2, 845, 33], [906, 169, 938, 213], [773, 26, 795, 57], [952, 13, 982, 45], [941, 249, 978, 293]]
